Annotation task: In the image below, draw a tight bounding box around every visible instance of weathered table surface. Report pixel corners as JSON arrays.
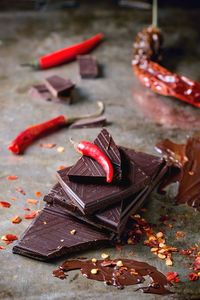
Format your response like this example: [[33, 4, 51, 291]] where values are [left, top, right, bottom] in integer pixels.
[[1, 5, 200, 300]]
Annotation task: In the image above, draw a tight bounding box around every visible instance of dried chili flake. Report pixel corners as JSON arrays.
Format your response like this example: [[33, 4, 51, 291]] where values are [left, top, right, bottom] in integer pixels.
[[23, 207, 30, 211], [38, 143, 56, 148], [59, 165, 67, 170], [115, 245, 122, 251], [166, 272, 180, 283], [35, 191, 42, 197], [16, 187, 26, 195], [7, 176, 18, 180], [24, 212, 36, 219], [0, 246, 5, 250], [140, 208, 147, 212], [0, 201, 11, 208], [11, 197, 15, 201], [12, 216, 22, 224], [1, 234, 18, 242], [192, 257, 200, 270], [26, 199, 38, 205], [188, 272, 199, 281], [129, 251, 134, 255]]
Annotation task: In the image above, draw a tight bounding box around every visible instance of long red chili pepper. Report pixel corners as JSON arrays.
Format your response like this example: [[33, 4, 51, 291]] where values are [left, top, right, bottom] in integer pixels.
[[77, 141, 113, 183], [133, 60, 200, 108], [8, 101, 104, 155], [22, 33, 103, 69]]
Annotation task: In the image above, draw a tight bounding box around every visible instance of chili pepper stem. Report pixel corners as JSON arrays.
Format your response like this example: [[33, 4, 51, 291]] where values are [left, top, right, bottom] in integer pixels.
[[66, 101, 104, 124], [152, 0, 158, 28], [69, 138, 79, 150]]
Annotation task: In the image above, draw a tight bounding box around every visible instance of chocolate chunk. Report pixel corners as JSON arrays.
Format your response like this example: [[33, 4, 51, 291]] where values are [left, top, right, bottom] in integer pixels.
[[53, 258, 171, 294], [69, 116, 106, 129], [28, 84, 71, 104], [68, 129, 122, 183], [44, 75, 75, 98], [56, 147, 150, 214], [45, 151, 167, 235], [13, 206, 111, 261], [77, 55, 98, 78]]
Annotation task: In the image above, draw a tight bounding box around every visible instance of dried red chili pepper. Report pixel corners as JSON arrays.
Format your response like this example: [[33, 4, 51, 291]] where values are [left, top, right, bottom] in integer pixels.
[[77, 141, 113, 183], [22, 33, 103, 69], [1, 234, 18, 242], [16, 187, 26, 195], [12, 216, 22, 224], [8, 102, 104, 155], [24, 211, 36, 219], [133, 26, 200, 108], [133, 60, 200, 108], [166, 272, 180, 283], [0, 201, 11, 208]]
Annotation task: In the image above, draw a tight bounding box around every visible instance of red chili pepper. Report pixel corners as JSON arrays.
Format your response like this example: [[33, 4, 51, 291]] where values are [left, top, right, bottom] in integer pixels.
[[22, 33, 103, 69], [77, 141, 113, 183], [8, 102, 104, 155], [8, 116, 67, 154], [133, 60, 200, 108]]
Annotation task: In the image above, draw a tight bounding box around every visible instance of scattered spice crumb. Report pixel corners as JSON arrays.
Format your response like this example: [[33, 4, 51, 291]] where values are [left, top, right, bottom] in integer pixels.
[[35, 191, 42, 197], [166, 272, 180, 283], [1, 234, 18, 243], [116, 260, 123, 267], [60, 239, 64, 242], [129, 251, 134, 255], [92, 258, 97, 263], [12, 216, 22, 224], [0, 201, 11, 208], [26, 199, 38, 205], [16, 187, 26, 195], [91, 268, 98, 274], [38, 143, 56, 148], [59, 165, 67, 170], [57, 146, 65, 153], [70, 229, 76, 235], [188, 272, 199, 281], [7, 176, 18, 180], [24, 212, 36, 219], [43, 221, 47, 225], [115, 245, 122, 251], [101, 253, 109, 259]]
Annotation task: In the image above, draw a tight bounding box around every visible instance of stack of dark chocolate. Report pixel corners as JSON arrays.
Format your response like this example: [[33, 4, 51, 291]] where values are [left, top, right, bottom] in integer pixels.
[[13, 129, 168, 261]]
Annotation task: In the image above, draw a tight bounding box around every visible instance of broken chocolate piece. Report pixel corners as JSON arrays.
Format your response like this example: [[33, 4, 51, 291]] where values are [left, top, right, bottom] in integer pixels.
[[44, 75, 75, 98], [77, 55, 98, 78], [68, 129, 122, 183], [56, 147, 150, 214], [13, 206, 111, 261], [53, 258, 171, 294], [69, 116, 106, 129]]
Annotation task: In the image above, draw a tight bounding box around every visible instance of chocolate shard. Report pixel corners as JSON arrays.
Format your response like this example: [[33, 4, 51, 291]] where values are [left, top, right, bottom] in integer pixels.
[[77, 55, 98, 78], [69, 116, 106, 129], [13, 206, 111, 261], [28, 84, 71, 104], [44, 75, 75, 98], [56, 147, 150, 215], [68, 128, 122, 183], [46, 149, 167, 235]]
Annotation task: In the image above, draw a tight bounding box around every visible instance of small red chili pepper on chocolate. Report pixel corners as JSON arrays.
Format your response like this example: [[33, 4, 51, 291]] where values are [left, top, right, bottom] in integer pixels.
[[8, 102, 104, 155], [77, 141, 113, 183], [21, 33, 103, 70]]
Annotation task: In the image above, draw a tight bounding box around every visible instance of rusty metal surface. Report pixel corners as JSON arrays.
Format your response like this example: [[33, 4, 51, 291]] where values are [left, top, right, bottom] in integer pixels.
[[0, 6, 200, 300]]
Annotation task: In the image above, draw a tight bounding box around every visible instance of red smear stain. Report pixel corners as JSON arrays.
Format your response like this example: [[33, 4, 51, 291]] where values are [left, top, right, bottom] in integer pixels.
[[59, 165, 67, 170], [16, 187, 26, 195], [166, 272, 180, 283], [38, 143, 56, 148], [188, 273, 199, 281], [24, 212, 36, 219], [35, 191, 42, 197], [0, 201, 11, 208], [7, 176, 18, 180]]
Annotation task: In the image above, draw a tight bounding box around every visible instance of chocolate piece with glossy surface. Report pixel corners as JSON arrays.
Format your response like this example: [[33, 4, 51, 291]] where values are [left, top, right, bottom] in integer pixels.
[[44, 75, 75, 98], [12, 207, 111, 261], [77, 55, 98, 78]]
